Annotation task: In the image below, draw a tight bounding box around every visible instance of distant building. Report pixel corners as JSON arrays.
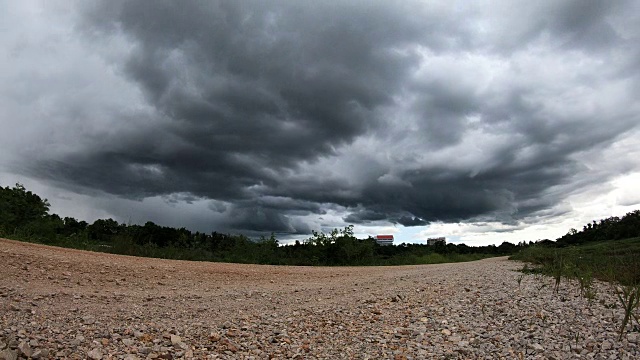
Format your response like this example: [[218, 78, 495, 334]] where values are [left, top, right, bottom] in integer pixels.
[[427, 237, 446, 246], [375, 235, 394, 246]]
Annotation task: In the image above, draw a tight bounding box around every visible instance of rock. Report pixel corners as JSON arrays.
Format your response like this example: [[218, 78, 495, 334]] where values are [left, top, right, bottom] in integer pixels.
[[628, 333, 639, 344], [601, 341, 612, 350], [82, 315, 96, 325], [222, 321, 233, 329], [123, 355, 139, 360], [9, 304, 19, 311], [6, 338, 17, 349], [170, 335, 181, 345], [0, 349, 17, 360], [30, 349, 49, 359], [441, 329, 451, 336], [122, 338, 135, 346], [87, 348, 103, 360], [226, 342, 239, 353], [16, 342, 32, 358], [530, 343, 544, 353]]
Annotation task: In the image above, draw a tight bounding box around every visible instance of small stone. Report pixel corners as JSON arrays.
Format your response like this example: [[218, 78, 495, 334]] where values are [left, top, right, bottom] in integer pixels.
[[209, 332, 221, 342], [82, 315, 96, 325], [441, 329, 451, 336], [9, 304, 19, 311], [221, 321, 233, 329], [601, 341, 612, 350], [17, 342, 32, 358], [0, 349, 17, 360], [122, 338, 135, 346], [170, 335, 181, 345], [35, 348, 50, 359], [87, 348, 103, 360], [227, 342, 238, 353], [628, 333, 639, 344], [30, 349, 45, 359], [530, 343, 544, 353]]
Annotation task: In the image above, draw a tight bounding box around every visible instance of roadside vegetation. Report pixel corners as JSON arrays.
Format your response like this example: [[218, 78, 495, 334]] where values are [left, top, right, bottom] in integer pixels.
[[1, 183, 517, 266], [509, 212, 640, 340], [510, 237, 640, 286]]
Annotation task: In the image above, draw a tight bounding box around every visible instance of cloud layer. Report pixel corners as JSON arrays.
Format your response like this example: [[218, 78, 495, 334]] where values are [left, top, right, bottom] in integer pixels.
[[1, 1, 639, 237]]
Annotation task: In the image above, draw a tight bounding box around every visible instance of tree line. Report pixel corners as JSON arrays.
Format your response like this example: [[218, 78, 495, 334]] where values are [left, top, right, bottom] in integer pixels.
[[552, 210, 640, 247], [0, 183, 530, 265]]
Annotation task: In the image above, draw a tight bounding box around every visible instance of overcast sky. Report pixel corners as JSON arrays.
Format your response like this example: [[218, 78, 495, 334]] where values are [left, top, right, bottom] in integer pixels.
[[1, 1, 639, 245]]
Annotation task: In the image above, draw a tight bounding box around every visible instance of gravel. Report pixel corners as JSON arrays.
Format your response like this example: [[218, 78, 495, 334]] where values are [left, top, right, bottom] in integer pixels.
[[1, 238, 639, 359]]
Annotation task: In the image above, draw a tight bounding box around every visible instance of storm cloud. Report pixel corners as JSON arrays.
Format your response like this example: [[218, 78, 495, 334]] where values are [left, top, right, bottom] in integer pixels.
[[1, 1, 639, 239]]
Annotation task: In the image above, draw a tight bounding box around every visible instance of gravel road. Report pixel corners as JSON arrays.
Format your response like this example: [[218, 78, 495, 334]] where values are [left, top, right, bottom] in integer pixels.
[[1, 238, 638, 359]]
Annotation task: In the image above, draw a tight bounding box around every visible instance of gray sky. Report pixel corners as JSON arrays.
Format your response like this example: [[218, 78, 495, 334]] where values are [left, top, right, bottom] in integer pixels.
[[1, 0, 639, 245]]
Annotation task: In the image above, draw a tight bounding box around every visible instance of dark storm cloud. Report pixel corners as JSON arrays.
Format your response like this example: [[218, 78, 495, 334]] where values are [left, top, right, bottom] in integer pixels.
[[5, 0, 640, 234], [395, 216, 429, 227]]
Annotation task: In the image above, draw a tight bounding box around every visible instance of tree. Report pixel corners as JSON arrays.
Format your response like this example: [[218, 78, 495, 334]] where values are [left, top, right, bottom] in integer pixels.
[[0, 183, 50, 235], [88, 218, 121, 242]]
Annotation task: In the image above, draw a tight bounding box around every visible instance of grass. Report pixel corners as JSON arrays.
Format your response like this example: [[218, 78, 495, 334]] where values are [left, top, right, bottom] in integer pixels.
[[510, 237, 640, 340], [510, 237, 640, 286], [616, 285, 640, 340]]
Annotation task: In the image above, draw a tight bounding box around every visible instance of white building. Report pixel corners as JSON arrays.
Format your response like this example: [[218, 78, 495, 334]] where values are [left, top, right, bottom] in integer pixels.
[[375, 235, 394, 246]]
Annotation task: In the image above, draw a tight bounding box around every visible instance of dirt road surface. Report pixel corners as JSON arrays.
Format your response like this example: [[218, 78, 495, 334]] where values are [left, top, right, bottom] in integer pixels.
[[1, 238, 638, 359]]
